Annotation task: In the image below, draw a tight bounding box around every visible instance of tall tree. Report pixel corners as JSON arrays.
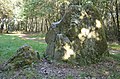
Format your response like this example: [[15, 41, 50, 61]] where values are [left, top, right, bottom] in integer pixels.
[[115, 0, 120, 43]]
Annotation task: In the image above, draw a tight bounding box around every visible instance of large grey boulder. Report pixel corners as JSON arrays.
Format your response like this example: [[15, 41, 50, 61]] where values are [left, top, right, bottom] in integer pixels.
[[45, 4, 109, 65], [1, 44, 40, 70]]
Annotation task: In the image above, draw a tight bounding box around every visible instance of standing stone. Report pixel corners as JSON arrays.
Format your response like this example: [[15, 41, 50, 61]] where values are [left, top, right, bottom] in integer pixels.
[[45, 3, 109, 65], [2, 44, 40, 70]]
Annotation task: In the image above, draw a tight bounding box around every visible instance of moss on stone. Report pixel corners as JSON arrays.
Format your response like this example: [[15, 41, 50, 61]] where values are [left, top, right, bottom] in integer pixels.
[[45, 3, 109, 65]]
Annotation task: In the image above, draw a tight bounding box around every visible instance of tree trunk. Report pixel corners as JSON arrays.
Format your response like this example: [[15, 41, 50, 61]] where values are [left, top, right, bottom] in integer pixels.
[[35, 17, 38, 32], [115, 0, 120, 43], [41, 18, 44, 32], [29, 18, 34, 32], [45, 3, 109, 65], [25, 18, 28, 32]]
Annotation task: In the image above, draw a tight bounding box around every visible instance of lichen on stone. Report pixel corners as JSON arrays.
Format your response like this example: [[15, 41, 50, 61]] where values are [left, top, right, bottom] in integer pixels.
[[45, 3, 109, 65], [3, 44, 40, 69]]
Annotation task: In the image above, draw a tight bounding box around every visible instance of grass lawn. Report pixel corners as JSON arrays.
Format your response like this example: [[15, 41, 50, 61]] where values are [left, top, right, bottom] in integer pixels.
[[0, 34, 47, 64], [109, 43, 120, 61], [28, 33, 46, 38]]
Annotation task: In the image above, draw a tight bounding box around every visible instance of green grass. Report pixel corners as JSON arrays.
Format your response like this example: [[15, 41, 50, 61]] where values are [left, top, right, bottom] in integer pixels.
[[29, 33, 45, 38], [109, 44, 120, 61], [0, 34, 47, 64], [110, 54, 120, 61], [109, 44, 120, 50]]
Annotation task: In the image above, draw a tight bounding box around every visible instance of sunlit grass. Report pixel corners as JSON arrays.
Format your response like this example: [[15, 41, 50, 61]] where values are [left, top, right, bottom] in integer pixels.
[[109, 44, 120, 50], [0, 34, 47, 64], [109, 44, 120, 61], [29, 33, 45, 38]]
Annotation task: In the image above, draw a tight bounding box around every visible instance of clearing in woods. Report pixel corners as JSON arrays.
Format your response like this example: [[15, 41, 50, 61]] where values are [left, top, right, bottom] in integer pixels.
[[0, 33, 120, 79]]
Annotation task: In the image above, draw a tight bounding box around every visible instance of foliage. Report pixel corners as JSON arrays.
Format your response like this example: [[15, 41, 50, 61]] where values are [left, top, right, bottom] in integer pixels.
[[0, 0, 13, 18], [0, 0, 120, 40], [21, 0, 57, 19]]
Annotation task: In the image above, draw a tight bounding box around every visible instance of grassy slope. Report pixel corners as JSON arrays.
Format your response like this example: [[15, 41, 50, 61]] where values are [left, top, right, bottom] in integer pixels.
[[0, 34, 47, 64]]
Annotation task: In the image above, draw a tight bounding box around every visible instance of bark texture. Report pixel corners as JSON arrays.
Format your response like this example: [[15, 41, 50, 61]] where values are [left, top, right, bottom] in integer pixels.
[[45, 4, 109, 65]]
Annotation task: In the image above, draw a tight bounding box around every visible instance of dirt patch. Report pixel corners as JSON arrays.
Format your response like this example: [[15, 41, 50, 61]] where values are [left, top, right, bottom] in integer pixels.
[[0, 58, 120, 79], [5, 33, 46, 43], [109, 49, 120, 55]]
